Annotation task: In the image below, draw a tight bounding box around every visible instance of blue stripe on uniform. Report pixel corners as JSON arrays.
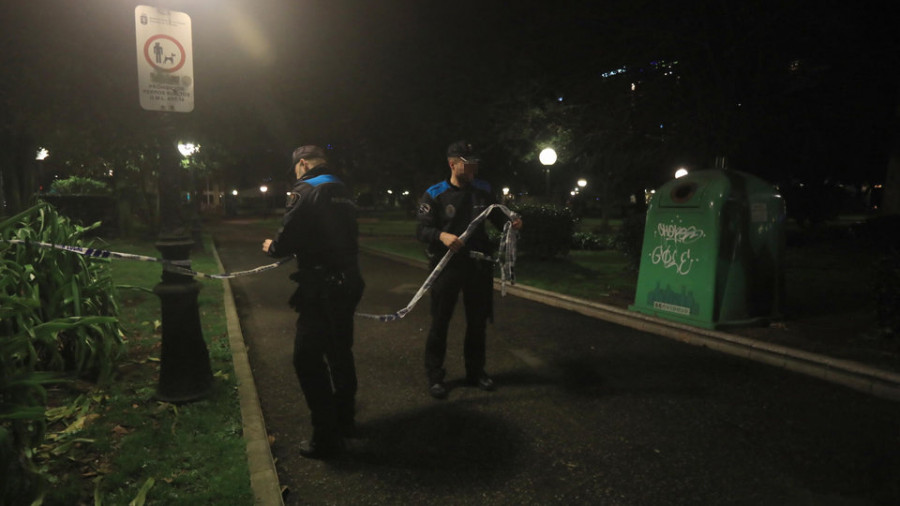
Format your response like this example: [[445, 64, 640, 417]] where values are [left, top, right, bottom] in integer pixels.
[[426, 180, 452, 199], [304, 174, 342, 187]]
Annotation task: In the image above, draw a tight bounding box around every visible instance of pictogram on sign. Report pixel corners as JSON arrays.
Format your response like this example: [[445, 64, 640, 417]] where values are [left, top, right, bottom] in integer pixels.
[[144, 34, 187, 73]]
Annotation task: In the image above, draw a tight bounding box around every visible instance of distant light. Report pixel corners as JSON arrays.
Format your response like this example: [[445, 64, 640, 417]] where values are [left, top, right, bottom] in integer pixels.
[[386, 189, 393, 195], [259, 185, 268, 193], [660, 124, 664, 129], [178, 142, 200, 157], [675, 168, 688, 179], [232, 190, 239, 196], [631, 83, 636, 91], [570, 191, 576, 196], [557, 96, 564, 102], [577, 179, 587, 188], [402, 190, 410, 196], [539, 148, 557, 166], [502, 187, 510, 196], [35, 147, 49, 161]]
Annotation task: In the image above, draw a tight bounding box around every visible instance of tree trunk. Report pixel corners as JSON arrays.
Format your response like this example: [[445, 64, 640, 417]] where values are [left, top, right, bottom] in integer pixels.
[[882, 89, 900, 215]]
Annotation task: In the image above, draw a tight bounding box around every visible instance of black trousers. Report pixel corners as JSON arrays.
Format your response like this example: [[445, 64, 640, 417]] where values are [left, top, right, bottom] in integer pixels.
[[425, 259, 493, 384], [291, 268, 364, 439]]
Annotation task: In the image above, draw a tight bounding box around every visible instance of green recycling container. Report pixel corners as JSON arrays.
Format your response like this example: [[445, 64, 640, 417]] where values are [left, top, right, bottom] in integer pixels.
[[629, 169, 785, 329]]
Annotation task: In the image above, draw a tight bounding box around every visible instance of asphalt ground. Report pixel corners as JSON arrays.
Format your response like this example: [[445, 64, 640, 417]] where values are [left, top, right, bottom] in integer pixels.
[[210, 219, 900, 506]]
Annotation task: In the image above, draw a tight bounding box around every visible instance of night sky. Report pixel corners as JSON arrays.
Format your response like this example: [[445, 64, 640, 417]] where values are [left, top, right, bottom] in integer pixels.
[[2, 0, 898, 187]]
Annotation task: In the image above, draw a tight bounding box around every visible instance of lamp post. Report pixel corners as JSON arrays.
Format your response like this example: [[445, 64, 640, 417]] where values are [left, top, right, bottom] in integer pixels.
[[135, 5, 210, 402], [178, 142, 204, 251], [260, 185, 268, 214], [539, 147, 557, 200]]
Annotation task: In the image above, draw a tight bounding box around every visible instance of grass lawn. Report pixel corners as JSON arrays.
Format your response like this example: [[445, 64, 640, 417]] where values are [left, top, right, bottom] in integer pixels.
[[358, 216, 638, 304], [37, 236, 253, 505]]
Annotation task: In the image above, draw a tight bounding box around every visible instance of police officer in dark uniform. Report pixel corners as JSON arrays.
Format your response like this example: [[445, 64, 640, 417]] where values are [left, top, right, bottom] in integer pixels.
[[416, 140, 522, 399], [263, 145, 365, 459]]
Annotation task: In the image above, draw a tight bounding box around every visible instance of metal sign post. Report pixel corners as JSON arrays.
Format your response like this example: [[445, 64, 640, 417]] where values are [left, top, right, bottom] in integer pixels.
[[135, 5, 211, 402]]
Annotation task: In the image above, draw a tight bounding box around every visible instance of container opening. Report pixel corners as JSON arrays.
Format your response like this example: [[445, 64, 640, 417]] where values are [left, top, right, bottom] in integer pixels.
[[670, 182, 698, 203]]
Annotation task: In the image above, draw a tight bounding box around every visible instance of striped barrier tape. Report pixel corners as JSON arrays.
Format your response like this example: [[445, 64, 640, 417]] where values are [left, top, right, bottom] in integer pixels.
[[355, 203, 519, 321], [3, 203, 519, 320], [1, 239, 294, 279]]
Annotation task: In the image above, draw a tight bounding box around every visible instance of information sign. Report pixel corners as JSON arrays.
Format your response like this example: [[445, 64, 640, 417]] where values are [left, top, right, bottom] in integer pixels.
[[135, 6, 194, 112]]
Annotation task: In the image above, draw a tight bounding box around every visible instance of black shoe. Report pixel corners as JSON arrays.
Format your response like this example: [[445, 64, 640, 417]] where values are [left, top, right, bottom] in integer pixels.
[[466, 373, 495, 391], [429, 382, 448, 399], [298, 438, 344, 460]]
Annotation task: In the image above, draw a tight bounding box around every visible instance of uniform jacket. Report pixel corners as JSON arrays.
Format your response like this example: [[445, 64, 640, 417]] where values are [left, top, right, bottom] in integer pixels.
[[416, 178, 507, 265], [267, 164, 359, 272]]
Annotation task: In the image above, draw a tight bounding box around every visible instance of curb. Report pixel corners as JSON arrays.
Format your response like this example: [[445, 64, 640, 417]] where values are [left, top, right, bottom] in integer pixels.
[[212, 246, 284, 506], [361, 246, 900, 403]]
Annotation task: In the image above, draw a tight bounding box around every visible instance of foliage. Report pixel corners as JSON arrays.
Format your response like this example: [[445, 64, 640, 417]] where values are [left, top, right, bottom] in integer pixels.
[[613, 211, 647, 271], [874, 250, 900, 341], [35, 237, 253, 505], [570, 231, 610, 251], [0, 202, 123, 505], [511, 204, 575, 259], [48, 176, 110, 196]]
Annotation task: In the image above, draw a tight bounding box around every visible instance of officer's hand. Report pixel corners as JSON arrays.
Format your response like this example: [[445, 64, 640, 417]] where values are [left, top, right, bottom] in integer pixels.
[[439, 232, 464, 252], [511, 218, 523, 230], [262, 239, 273, 253]]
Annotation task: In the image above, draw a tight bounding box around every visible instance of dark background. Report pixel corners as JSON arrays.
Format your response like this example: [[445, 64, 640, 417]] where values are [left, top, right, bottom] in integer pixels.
[[2, 0, 898, 207]]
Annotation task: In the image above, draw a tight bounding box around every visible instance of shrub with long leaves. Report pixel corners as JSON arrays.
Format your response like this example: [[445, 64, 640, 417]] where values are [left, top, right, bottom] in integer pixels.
[[1, 202, 123, 505]]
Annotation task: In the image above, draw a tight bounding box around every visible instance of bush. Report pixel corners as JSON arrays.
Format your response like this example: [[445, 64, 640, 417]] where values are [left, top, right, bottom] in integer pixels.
[[1, 203, 123, 504], [613, 211, 647, 271], [511, 204, 575, 259], [571, 231, 609, 251], [49, 176, 111, 195]]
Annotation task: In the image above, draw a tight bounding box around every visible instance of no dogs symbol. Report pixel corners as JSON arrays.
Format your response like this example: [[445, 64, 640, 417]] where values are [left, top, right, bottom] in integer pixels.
[[143, 34, 186, 72]]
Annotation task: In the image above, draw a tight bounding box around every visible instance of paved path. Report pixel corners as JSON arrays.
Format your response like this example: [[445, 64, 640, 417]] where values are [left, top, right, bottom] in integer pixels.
[[212, 220, 900, 505]]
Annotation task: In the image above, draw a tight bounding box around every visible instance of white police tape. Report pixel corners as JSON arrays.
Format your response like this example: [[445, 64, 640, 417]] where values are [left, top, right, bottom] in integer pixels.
[[355, 203, 519, 322], [1, 239, 293, 279], [2, 203, 519, 320]]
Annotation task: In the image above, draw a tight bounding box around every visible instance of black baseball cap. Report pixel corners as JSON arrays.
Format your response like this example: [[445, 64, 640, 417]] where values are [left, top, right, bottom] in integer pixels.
[[446, 140, 480, 163], [289, 145, 326, 175]]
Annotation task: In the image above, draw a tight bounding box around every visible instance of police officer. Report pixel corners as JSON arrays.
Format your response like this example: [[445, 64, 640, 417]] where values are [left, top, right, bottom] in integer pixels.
[[416, 140, 522, 399], [263, 145, 365, 459]]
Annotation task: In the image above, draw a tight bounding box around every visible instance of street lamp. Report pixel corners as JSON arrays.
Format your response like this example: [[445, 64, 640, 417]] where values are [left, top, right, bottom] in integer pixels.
[[153, 139, 212, 403], [539, 147, 557, 166], [577, 179, 587, 189], [539, 147, 557, 199], [178, 142, 200, 157], [260, 185, 269, 214], [675, 167, 689, 179]]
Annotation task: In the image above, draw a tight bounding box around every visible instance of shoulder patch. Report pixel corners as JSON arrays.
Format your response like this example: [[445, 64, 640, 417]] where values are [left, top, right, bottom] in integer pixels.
[[305, 174, 343, 187], [418, 202, 431, 215], [426, 181, 452, 199]]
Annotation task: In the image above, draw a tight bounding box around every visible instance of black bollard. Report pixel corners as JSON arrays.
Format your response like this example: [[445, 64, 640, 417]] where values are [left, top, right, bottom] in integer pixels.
[[153, 235, 212, 402]]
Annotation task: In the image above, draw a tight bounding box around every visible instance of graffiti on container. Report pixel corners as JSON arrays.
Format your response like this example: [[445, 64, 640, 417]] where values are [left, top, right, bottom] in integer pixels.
[[649, 223, 706, 276]]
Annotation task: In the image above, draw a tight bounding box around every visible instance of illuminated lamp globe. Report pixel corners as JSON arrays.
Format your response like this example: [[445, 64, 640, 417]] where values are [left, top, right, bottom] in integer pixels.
[[539, 148, 557, 166]]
